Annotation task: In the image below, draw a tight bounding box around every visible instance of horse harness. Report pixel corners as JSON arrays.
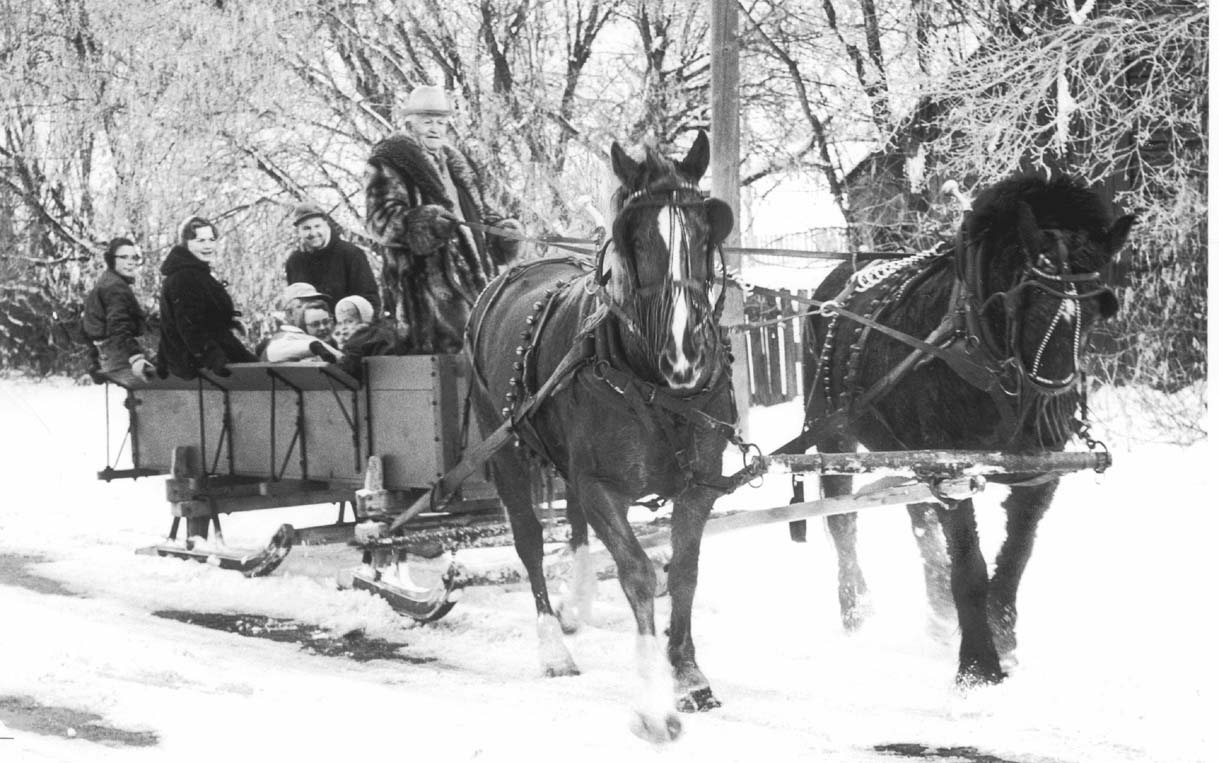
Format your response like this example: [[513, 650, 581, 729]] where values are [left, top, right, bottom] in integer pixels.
[[785, 229, 1114, 456], [469, 185, 750, 501]]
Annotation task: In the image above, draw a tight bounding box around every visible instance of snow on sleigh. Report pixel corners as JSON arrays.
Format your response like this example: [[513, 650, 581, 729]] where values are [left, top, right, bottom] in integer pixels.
[[96, 355, 504, 620]]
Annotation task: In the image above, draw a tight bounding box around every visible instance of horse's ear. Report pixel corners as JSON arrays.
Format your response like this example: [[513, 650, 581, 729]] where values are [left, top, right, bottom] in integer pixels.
[[1014, 200, 1045, 257], [1105, 214, 1135, 259], [678, 130, 711, 181], [704, 197, 734, 246], [610, 142, 639, 186]]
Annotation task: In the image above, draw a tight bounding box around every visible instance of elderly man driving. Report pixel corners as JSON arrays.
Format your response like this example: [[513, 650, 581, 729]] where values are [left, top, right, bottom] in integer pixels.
[[363, 85, 524, 354]]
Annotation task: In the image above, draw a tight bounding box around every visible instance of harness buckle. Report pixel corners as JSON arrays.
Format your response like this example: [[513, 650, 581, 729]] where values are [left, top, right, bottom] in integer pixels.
[[818, 299, 841, 318], [639, 382, 657, 404]]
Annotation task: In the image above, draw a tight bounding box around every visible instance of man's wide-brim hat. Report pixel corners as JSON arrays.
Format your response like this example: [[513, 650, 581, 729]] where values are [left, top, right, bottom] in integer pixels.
[[404, 85, 451, 116]]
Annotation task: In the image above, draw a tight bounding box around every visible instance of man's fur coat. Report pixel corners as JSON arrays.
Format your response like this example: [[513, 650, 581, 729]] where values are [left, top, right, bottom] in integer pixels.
[[365, 134, 518, 353]]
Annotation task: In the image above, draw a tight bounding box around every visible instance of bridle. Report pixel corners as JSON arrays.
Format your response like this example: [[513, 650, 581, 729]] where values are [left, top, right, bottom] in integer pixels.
[[592, 180, 728, 366], [959, 229, 1115, 396]]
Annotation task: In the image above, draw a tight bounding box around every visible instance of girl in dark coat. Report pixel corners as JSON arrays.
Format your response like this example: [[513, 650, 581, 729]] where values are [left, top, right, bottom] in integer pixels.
[[82, 237, 155, 385], [156, 216, 257, 379]]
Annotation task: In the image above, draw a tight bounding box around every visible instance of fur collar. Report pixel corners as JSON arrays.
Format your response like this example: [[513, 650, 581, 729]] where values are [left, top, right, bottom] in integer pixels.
[[369, 133, 487, 220]]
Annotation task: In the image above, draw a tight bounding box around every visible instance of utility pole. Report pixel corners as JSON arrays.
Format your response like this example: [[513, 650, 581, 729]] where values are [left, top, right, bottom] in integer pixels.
[[710, 0, 749, 439]]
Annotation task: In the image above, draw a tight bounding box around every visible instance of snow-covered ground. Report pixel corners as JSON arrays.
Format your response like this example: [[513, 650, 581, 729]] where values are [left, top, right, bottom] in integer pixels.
[[0, 376, 1212, 762]]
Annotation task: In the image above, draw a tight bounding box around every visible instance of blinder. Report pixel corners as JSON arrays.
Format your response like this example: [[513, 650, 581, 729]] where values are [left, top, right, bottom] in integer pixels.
[[704, 197, 734, 249]]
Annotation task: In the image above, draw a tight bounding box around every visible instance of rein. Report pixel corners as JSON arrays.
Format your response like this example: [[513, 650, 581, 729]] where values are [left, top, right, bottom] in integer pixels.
[[455, 218, 599, 256]]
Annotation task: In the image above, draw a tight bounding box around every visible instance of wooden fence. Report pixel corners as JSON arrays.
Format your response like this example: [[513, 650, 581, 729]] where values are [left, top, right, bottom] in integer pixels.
[[741, 290, 809, 406]]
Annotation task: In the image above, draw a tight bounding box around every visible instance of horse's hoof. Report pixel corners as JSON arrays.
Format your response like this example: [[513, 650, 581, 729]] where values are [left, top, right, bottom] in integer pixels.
[[841, 602, 872, 632], [542, 661, 581, 678], [955, 664, 1006, 688], [629, 711, 682, 744], [676, 686, 722, 713]]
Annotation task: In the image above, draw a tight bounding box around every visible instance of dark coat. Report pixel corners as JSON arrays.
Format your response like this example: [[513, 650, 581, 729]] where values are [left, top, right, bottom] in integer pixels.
[[365, 134, 517, 354], [284, 234, 381, 316], [82, 269, 147, 373], [337, 322, 403, 380], [156, 246, 256, 379]]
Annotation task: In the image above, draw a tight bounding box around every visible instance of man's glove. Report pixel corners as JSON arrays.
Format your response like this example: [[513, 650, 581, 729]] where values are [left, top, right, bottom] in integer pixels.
[[404, 204, 457, 255], [130, 354, 156, 381], [87, 364, 108, 385], [487, 217, 524, 264]]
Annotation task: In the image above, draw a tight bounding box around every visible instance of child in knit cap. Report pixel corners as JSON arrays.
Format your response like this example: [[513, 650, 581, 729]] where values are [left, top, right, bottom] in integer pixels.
[[332, 295, 402, 379], [333, 295, 375, 348]]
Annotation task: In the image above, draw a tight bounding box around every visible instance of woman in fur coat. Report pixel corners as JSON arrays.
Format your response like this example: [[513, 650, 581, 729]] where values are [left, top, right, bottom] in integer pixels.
[[364, 85, 523, 354]]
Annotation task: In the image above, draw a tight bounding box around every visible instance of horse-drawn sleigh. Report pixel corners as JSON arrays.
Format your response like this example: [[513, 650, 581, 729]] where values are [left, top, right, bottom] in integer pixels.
[[96, 132, 1131, 742]]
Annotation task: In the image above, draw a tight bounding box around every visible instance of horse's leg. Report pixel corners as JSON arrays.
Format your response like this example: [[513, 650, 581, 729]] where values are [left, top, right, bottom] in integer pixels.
[[820, 472, 871, 631], [906, 502, 955, 640], [988, 479, 1058, 662], [555, 491, 596, 634], [491, 458, 579, 677], [936, 498, 1005, 684], [576, 477, 680, 744], [665, 485, 720, 713]]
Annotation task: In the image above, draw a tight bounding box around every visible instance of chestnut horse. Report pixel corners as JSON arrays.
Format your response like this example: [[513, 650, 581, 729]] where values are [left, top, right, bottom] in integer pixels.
[[466, 132, 735, 741]]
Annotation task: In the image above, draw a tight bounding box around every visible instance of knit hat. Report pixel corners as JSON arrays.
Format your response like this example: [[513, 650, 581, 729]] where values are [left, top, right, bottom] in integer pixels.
[[282, 282, 328, 307], [403, 85, 451, 116], [335, 295, 374, 324], [292, 201, 327, 227]]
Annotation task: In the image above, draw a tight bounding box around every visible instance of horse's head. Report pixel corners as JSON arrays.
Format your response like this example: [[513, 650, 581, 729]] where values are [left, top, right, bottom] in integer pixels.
[[602, 131, 734, 389], [964, 176, 1134, 390]]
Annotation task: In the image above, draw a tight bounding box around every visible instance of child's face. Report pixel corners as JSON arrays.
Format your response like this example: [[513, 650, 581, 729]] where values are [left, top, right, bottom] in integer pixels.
[[333, 304, 366, 345]]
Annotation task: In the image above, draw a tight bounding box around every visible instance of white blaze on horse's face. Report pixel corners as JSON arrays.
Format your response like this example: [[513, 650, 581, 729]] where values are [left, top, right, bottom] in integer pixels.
[[656, 204, 699, 388]]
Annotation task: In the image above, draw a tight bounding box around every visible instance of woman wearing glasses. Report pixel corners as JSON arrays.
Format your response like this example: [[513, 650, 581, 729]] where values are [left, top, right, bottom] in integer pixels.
[[82, 237, 155, 385], [156, 216, 257, 379]]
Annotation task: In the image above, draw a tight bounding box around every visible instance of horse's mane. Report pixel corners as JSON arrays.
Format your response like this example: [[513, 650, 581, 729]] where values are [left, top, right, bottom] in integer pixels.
[[965, 175, 1116, 252]]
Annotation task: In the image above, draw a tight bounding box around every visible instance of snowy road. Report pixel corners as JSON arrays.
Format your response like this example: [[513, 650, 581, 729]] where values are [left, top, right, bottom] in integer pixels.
[[1, 378, 1212, 762]]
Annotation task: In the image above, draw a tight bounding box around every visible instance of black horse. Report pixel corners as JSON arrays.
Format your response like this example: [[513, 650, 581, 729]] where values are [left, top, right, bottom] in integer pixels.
[[466, 132, 735, 742], [796, 175, 1133, 684]]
